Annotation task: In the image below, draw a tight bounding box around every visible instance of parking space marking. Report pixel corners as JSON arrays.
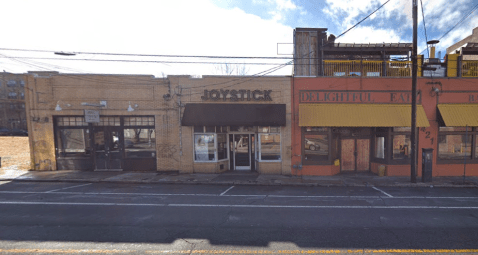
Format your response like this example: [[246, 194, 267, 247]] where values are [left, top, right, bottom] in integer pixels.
[[372, 186, 393, 197], [45, 183, 92, 193], [220, 186, 234, 196]]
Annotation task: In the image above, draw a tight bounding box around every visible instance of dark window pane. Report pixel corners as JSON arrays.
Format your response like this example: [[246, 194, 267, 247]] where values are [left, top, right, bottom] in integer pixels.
[[57, 129, 90, 157], [124, 128, 156, 158], [217, 134, 227, 160], [392, 135, 410, 159], [304, 134, 328, 161], [194, 126, 204, 133], [205, 126, 215, 133], [260, 134, 281, 160]]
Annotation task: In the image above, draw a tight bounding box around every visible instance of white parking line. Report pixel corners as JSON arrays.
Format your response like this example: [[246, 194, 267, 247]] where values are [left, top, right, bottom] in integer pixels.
[[372, 186, 393, 197], [220, 186, 235, 196], [44, 183, 92, 193], [0, 190, 477, 199], [0, 200, 477, 209]]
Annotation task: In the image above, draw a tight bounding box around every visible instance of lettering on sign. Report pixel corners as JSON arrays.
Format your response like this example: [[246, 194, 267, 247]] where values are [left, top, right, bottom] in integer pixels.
[[299, 90, 421, 104], [201, 89, 272, 101], [84, 110, 100, 123]]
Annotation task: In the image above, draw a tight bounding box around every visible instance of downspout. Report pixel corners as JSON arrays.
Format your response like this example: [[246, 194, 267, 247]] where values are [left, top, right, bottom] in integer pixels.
[[177, 85, 183, 163]]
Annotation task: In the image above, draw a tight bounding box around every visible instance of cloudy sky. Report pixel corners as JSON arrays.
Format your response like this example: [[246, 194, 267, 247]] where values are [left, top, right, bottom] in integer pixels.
[[0, 0, 477, 77]]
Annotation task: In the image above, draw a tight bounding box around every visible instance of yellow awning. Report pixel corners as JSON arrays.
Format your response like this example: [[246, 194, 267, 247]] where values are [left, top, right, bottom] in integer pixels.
[[299, 104, 430, 127], [438, 104, 478, 126]]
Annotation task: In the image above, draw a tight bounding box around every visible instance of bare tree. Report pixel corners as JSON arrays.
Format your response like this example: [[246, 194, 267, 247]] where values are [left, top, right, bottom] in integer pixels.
[[214, 63, 249, 75]]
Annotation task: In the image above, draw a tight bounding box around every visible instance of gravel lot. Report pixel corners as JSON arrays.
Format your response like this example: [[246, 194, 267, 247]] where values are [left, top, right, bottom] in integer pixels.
[[0, 137, 31, 171]]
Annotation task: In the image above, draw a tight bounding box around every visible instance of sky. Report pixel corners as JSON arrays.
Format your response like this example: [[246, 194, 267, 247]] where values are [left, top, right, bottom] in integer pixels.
[[0, 0, 477, 77]]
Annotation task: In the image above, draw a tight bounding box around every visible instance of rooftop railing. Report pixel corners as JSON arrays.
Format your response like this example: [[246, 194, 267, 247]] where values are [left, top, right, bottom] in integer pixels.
[[462, 60, 478, 77], [322, 60, 415, 77]]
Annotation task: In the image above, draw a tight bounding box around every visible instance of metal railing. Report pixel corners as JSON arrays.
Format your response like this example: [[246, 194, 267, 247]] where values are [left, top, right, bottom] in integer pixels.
[[462, 60, 478, 77], [322, 60, 412, 77]]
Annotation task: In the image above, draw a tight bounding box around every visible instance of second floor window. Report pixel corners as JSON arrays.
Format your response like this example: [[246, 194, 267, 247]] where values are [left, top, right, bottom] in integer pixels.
[[8, 92, 17, 99]]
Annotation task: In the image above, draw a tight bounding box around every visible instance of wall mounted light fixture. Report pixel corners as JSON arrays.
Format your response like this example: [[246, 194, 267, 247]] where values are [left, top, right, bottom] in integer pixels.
[[55, 101, 62, 111], [127, 101, 134, 112]]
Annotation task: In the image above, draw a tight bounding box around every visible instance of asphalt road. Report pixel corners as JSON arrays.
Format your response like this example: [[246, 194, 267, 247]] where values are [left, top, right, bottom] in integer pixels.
[[0, 181, 477, 254]]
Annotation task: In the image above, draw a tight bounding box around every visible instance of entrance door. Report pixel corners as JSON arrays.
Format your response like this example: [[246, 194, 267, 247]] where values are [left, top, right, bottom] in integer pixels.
[[341, 139, 370, 171], [94, 127, 123, 170], [234, 134, 251, 170]]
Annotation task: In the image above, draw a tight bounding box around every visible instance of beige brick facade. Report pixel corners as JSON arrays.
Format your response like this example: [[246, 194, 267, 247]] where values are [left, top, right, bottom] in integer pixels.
[[25, 72, 291, 175]]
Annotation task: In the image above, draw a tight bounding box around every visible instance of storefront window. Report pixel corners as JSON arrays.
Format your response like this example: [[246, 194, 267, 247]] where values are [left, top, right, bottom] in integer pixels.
[[375, 136, 385, 159], [194, 134, 215, 161], [124, 128, 156, 158], [438, 134, 472, 160], [217, 134, 227, 160], [304, 134, 329, 161], [259, 133, 281, 161], [392, 135, 410, 159], [56, 129, 91, 157]]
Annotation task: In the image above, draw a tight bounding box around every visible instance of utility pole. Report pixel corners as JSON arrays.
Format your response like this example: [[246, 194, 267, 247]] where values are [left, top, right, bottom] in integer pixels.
[[411, 0, 418, 183]]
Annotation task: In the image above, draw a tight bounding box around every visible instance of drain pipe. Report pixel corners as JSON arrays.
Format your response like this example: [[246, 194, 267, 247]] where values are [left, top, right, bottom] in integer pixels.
[[177, 85, 183, 158]]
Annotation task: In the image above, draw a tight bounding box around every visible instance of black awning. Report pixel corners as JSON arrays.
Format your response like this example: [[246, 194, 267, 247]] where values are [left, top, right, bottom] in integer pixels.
[[181, 103, 286, 126]]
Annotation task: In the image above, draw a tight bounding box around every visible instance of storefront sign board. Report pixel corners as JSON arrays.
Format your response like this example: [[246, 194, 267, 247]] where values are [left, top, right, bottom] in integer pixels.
[[84, 110, 100, 123], [299, 90, 422, 104]]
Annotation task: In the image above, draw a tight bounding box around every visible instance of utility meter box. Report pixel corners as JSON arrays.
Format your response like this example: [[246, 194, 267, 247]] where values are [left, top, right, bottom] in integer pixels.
[[422, 148, 433, 182]]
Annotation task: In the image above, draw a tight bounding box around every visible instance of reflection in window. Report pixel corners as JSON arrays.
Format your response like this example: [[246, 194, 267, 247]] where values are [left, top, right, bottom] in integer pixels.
[[217, 134, 227, 160], [57, 129, 90, 157], [194, 134, 215, 161], [124, 129, 156, 158], [393, 135, 410, 159], [304, 134, 328, 161], [259, 134, 281, 161], [375, 136, 385, 159], [438, 134, 472, 160]]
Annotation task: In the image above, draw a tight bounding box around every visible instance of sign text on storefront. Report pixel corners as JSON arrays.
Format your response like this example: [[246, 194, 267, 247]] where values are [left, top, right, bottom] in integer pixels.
[[299, 90, 421, 103], [201, 89, 272, 101]]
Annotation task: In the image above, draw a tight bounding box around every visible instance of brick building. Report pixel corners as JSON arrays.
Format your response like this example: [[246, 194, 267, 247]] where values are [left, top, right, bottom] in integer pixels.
[[0, 72, 27, 131], [25, 72, 291, 173], [291, 28, 478, 177]]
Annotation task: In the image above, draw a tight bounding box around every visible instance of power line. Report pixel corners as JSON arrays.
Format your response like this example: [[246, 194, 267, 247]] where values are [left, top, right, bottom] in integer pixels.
[[419, 3, 478, 55], [420, 0, 430, 58], [0, 48, 293, 60], [437, 3, 478, 41], [335, 0, 391, 40], [0, 56, 292, 65]]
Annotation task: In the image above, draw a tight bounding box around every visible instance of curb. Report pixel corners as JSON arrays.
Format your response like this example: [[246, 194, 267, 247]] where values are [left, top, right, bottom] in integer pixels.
[[0, 178, 476, 188]]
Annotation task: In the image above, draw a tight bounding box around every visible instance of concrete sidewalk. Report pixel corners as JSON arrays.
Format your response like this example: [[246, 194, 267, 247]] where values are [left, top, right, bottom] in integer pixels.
[[1, 169, 478, 187]]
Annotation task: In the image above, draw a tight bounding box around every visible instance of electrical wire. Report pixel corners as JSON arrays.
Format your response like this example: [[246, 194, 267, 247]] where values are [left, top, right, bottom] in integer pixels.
[[0, 48, 293, 60], [335, 0, 392, 40], [0, 56, 292, 65], [419, 2, 478, 55], [420, 0, 430, 58]]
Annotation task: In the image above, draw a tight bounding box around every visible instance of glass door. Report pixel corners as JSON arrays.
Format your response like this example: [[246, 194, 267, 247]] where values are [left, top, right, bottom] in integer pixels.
[[234, 134, 251, 170], [94, 127, 123, 170]]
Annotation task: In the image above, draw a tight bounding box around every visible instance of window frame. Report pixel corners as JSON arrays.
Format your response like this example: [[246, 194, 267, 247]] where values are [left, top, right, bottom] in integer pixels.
[[258, 132, 282, 162], [302, 127, 332, 165], [437, 126, 477, 164], [193, 126, 229, 163]]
